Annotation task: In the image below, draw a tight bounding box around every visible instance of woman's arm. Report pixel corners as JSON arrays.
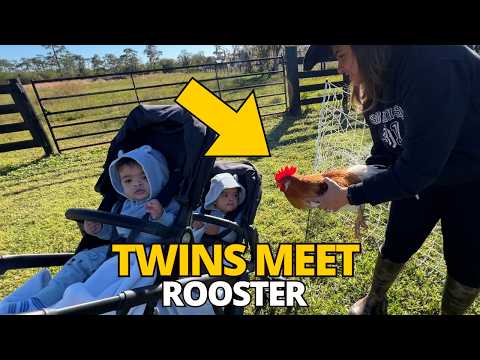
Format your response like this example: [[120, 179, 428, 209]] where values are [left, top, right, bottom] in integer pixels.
[[348, 57, 470, 206], [365, 134, 396, 167]]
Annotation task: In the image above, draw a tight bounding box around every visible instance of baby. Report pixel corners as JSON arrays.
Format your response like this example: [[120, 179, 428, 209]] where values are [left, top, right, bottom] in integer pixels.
[[85, 144, 179, 243], [192, 173, 246, 244], [0, 145, 180, 314]]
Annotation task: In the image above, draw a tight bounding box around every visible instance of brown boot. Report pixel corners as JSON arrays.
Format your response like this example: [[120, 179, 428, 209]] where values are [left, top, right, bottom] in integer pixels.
[[441, 276, 480, 315], [349, 256, 404, 315]]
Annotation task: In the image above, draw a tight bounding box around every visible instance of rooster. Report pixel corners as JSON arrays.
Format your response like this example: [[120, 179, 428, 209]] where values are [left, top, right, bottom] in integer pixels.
[[274, 164, 386, 238]]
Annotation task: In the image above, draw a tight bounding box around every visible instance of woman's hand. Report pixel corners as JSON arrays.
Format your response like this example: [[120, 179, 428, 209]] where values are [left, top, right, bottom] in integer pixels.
[[84, 221, 102, 235], [307, 177, 349, 212], [145, 200, 164, 220]]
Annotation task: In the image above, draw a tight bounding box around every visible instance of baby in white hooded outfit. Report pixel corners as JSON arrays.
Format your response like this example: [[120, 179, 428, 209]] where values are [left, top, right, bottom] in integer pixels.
[[192, 173, 246, 244]]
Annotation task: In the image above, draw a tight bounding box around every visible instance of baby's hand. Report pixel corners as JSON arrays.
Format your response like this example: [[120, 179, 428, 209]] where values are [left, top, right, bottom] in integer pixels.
[[192, 220, 204, 229], [84, 221, 102, 235], [145, 199, 164, 220], [205, 224, 220, 235]]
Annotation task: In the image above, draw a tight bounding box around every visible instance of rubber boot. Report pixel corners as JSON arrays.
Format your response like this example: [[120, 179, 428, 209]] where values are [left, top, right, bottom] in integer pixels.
[[349, 256, 404, 315], [441, 275, 480, 315]]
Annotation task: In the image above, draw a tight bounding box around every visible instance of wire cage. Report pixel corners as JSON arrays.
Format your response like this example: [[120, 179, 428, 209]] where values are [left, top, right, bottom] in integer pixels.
[[306, 81, 446, 280]]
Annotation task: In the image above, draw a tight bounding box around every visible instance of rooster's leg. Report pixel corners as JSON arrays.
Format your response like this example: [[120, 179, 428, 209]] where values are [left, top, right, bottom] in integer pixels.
[[354, 205, 368, 239]]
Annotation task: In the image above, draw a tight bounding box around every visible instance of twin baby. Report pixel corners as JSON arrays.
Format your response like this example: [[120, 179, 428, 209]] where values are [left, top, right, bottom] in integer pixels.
[[0, 145, 244, 314]]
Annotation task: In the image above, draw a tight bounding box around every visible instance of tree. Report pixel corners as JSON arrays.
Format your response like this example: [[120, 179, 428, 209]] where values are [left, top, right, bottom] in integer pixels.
[[231, 45, 241, 60], [42, 45, 67, 71], [213, 45, 227, 62], [103, 53, 119, 72], [177, 50, 192, 67], [190, 51, 208, 66], [157, 58, 176, 72], [90, 54, 104, 74], [205, 56, 217, 72], [72, 54, 87, 75], [119, 48, 141, 72], [237, 46, 252, 72], [242, 45, 284, 71], [31, 55, 48, 72], [214, 45, 229, 72], [16, 58, 33, 72], [144, 45, 162, 69], [60, 53, 75, 75], [0, 58, 15, 72]]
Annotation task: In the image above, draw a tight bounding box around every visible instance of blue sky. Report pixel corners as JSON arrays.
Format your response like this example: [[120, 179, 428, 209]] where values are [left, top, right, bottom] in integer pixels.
[[0, 45, 218, 62]]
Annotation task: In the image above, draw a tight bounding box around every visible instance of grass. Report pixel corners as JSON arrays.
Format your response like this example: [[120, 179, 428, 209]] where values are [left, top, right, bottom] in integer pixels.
[[1, 106, 478, 315]]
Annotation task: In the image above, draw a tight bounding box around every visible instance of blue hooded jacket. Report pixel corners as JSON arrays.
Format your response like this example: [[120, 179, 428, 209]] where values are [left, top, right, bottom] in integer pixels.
[[95, 145, 180, 244]]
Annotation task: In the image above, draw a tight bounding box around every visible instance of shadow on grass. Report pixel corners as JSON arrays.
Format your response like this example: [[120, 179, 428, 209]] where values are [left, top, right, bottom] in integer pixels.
[[1, 159, 104, 184], [246, 112, 298, 163], [245, 109, 323, 162], [2, 173, 100, 197], [229, 73, 273, 88], [0, 155, 48, 177], [276, 134, 318, 147]]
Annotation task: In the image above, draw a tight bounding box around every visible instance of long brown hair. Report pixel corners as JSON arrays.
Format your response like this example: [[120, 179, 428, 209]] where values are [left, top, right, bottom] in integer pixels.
[[350, 45, 392, 112]]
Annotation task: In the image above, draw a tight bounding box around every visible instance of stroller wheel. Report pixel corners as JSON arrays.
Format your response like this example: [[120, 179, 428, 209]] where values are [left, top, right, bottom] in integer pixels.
[[181, 228, 193, 244]]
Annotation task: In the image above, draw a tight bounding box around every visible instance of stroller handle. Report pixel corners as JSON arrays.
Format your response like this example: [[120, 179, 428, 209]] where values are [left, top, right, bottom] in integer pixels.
[[23, 274, 240, 315], [0, 253, 75, 275], [65, 208, 174, 238], [191, 213, 244, 236]]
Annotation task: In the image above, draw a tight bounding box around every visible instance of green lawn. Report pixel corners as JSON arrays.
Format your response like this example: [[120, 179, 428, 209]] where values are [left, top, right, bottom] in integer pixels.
[[1, 106, 478, 315]]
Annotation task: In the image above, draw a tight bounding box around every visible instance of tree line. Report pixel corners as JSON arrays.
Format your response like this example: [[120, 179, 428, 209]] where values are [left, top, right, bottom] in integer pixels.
[[0, 45, 285, 83]]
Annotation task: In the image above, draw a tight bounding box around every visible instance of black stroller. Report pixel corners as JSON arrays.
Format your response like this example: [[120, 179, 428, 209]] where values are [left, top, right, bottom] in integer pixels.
[[0, 104, 266, 315]]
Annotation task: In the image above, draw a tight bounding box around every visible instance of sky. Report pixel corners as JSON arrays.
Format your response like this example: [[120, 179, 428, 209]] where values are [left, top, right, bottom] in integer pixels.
[[0, 45, 218, 62]]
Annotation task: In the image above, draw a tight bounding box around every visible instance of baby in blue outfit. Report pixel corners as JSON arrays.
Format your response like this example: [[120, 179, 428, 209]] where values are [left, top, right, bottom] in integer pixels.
[[0, 145, 180, 314]]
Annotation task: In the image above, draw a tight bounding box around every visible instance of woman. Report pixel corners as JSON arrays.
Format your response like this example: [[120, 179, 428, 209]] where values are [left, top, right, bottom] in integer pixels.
[[303, 45, 480, 315]]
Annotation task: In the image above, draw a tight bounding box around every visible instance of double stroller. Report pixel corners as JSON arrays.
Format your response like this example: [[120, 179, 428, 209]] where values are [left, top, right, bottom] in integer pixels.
[[0, 104, 266, 315]]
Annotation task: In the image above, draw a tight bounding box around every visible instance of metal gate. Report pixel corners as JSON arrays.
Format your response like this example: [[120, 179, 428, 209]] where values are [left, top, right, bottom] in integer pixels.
[[31, 56, 288, 153]]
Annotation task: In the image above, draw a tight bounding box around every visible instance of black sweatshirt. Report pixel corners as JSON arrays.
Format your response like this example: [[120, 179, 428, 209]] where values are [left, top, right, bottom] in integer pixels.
[[348, 45, 480, 206]]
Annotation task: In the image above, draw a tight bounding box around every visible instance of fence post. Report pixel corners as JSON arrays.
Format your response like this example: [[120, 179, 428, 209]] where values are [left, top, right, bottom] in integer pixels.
[[285, 46, 301, 117], [214, 62, 223, 99], [340, 80, 351, 129], [130, 73, 140, 104], [9, 78, 54, 155]]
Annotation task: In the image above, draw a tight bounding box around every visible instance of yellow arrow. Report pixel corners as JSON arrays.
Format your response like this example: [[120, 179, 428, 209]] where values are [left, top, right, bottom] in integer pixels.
[[175, 77, 270, 157]]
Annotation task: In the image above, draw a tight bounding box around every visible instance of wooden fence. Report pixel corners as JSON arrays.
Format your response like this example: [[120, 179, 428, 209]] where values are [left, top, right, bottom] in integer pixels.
[[0, 78, 53, 155]]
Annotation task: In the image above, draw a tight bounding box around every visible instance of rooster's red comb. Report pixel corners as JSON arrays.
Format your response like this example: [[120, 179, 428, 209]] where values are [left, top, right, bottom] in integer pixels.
[[275, 165, 297, 182]]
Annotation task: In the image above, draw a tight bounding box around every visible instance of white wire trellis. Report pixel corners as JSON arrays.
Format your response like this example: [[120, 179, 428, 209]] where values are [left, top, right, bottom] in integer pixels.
[[306, 81, 446, 277]]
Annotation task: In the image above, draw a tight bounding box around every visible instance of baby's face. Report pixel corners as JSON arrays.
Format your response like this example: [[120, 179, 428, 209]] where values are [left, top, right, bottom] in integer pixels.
[[215, 188, 239, 213], [118, 163, 150, 201]]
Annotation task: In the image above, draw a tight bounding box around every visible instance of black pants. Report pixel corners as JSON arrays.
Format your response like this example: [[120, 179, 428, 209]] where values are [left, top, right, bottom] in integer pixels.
[[381, 180, 480, 288]]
